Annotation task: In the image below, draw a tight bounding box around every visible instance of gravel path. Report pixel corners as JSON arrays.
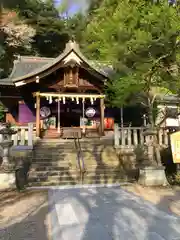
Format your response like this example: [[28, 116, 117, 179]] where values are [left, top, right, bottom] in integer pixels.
[[0, 190, 49, 240]]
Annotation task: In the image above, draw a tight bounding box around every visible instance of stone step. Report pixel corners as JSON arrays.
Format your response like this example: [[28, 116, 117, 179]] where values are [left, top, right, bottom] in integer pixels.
[[30, 165, 71, 171], [28, 177, 127, 187], [32, 156, 69, 160], [32, 154, 76, 158], [30, 162, 119, 170], [34, 140, 113, 148], [29, 168, 124, 177], [28, 171, 125, 182], [33, 147, 109, 154]]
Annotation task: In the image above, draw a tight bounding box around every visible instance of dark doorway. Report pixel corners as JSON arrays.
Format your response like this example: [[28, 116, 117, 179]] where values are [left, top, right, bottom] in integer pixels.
[[60, 112, 80, 127]]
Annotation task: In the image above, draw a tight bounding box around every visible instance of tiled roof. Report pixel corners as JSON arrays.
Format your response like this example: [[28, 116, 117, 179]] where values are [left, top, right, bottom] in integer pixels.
[[8, 41, 113, 83], [10, 56, 53, 80], [0, 41, 114, 85], [0, 78, 14, 86]]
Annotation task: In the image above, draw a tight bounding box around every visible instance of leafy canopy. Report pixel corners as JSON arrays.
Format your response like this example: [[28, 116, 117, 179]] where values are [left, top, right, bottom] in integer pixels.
[[83, 0, 180, 125]]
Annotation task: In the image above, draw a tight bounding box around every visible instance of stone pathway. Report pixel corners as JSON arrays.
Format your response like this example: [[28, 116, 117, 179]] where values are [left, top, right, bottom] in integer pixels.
[[49, 187, 180, 240]]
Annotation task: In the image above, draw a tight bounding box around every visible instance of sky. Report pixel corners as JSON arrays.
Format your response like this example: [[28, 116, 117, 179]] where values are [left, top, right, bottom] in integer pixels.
[[54, 0, 89, 15]]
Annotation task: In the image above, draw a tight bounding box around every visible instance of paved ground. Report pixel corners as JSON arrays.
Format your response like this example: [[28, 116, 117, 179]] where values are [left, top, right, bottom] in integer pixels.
[[49, 186, 180, 240], [122, 184, 180, 216], [0, 186, 180, 240]]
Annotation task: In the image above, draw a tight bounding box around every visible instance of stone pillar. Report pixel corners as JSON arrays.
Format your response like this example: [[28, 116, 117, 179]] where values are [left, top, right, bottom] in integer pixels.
[[0, 127, 17, 190], [28, 123, 33, 146], [36, 92, 40, 137], [138, 129, 168, 186], [100, 98, 105, 136]]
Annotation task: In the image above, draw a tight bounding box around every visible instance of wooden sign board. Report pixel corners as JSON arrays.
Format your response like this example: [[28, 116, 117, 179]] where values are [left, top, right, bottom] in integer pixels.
[[170, 131, 180, 163]]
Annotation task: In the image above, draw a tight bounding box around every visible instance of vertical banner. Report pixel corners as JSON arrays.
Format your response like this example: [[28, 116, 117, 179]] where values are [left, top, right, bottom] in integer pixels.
[[170, 131, 180, 163]]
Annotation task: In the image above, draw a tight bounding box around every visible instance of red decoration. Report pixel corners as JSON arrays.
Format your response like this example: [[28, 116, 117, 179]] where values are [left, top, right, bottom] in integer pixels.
[[104, 118, 114, 129]]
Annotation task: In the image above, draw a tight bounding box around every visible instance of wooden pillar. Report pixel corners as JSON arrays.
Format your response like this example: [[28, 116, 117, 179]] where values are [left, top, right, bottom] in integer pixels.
[[57, 99, 61, 133], [36, 92, 40, 137], [100, 98, 105, 136]]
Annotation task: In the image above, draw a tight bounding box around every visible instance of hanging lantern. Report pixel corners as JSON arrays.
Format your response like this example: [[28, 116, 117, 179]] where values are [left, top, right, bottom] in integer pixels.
[[46, 96, 49, 101], [34, 103, 36, 108], [71, 97, 74, 101], [104, 118, 114, 130]]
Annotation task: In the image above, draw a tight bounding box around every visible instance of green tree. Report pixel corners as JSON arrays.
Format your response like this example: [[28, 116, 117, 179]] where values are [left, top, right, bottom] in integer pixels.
[[0, 104, 5, 121], [0, 9, 35, 78], [17, 0, 69, 57], [84, 0, 180, 127]]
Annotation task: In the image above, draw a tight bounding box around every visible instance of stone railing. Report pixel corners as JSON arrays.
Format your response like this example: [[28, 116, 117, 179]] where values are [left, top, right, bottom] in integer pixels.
[[114, 124, 169, 148], [11, 123, 36, 147]]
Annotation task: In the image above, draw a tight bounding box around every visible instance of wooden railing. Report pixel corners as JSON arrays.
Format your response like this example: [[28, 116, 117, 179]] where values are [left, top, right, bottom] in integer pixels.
[[114, 124, 169, 148], [11, 123, 36, 147]]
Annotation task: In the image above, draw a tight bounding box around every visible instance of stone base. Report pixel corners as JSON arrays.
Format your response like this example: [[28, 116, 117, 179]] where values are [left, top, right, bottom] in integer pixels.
[[138, 166, 169, 186], [0, 172, 16, 190]]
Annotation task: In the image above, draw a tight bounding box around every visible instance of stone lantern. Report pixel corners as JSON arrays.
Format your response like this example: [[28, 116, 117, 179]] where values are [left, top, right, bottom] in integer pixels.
[[0, 123, 17, 189], [138, 128, 168, 186]]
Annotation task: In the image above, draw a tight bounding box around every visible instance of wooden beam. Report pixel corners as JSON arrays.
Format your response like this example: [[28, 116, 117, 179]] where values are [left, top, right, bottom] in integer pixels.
[[100, 98, 105, 136], [37, 92, 105, 99], [36, 92, 40, 137]]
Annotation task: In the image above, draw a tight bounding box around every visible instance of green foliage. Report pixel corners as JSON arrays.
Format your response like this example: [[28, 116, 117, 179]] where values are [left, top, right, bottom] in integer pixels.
[[0, 104, 4, 122], [84, 0, 180, 126], [17, 0, 69, 57], [66, 13, 87, 44], [0, 0, 70, 77], [175, 172, 180, 185], [0, 8, 35, 78]]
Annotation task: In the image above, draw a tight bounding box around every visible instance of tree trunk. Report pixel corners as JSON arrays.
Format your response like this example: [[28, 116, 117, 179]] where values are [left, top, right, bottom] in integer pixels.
[[148, 103, 155, 128]]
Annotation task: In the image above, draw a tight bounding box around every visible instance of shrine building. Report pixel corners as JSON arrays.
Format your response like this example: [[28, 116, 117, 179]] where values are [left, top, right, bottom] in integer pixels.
[[0, 41, 115, 138]]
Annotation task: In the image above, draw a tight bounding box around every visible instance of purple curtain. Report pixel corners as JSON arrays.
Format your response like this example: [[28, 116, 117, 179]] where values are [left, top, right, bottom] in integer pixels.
[[19, 103, 36, 123]]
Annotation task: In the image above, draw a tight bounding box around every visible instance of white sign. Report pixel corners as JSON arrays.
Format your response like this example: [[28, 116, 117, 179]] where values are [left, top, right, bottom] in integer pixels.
[[166, 118, 179, 127], [85, 108, 96, 118], [40, 106, 51, 118]]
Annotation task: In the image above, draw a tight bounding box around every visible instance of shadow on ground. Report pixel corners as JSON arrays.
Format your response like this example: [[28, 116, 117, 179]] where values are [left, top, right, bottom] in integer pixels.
[[0, 186, 180, 239], [49, 186, 180, 240]]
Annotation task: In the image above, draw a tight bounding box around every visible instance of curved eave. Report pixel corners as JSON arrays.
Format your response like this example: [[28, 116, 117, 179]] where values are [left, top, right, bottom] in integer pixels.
[[12, 50, 109, 85]]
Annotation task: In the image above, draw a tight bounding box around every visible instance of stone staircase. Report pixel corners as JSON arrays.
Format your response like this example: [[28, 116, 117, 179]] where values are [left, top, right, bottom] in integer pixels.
[[28, 138, 135, 186]]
